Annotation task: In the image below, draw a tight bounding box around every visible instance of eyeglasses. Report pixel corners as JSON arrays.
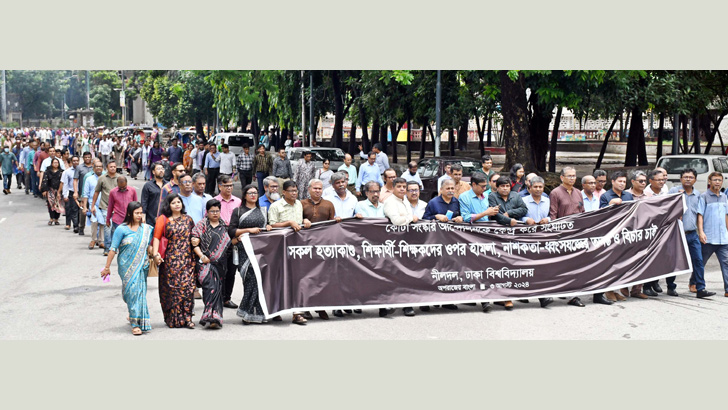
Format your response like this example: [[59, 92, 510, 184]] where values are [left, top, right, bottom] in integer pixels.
[[564, 175, 577, 179], [246, 192, 258, 196], [181, 180, 192, 185], [208, 210, 221, 214], [635, 179, 647, 184], [407, 189, 420, 193]]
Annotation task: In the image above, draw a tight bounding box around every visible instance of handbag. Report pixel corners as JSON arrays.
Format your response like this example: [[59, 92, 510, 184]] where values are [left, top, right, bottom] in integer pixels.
[[158, 215, 168, 259], [147, 257, 159, 277]]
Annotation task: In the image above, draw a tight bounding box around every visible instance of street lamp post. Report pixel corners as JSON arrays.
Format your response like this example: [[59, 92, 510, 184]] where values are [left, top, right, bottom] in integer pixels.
[[435, 70, 441, 157]]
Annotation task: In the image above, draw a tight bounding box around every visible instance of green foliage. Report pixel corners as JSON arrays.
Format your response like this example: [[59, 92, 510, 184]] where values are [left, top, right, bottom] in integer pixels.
[[6, 70, 67, 118]]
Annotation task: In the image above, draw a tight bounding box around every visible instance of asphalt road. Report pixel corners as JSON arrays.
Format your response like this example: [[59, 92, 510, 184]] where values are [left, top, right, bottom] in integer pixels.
[[2, 158, 728, 340]]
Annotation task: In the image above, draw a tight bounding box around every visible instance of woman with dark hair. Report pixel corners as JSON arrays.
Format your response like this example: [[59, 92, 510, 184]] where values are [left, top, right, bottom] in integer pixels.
[[509, 163, 526, 193], [148, 141, 164, 169], [101, 201, 154, 336], [190, 199, 231, 329], [229, 184, 272, 324], [41, 157, 64, 225], [152, 193, 197, 328]]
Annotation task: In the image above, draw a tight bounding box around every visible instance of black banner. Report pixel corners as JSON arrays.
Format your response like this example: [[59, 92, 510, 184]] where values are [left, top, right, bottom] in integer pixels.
[[242, 194, 691, 318]]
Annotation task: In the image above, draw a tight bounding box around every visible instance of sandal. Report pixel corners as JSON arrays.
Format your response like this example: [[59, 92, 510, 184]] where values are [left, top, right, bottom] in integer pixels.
[[186, 321, 195, 329], [48, 220, 53, 225], [131, 327, 142, 336], [54, 220, 60, 225], [292, 314, 307, 325]]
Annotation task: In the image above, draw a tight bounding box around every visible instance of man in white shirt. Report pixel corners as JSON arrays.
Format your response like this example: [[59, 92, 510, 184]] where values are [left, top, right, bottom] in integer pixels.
[[382, 177, 416, 317], [323, 172, 358, 218], [437, 163, 453, 192], [99, 135, 114, 169], [373, 143, 389, 174], [405, 181, 427, 218], [218, 144, 237, 178], [401, 161, 423, 190]]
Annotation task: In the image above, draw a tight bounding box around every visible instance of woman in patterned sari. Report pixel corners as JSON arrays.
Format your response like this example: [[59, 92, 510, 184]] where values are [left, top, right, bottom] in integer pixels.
[[40, 157, 64, 225], [101, 201, 154, 336], [229, 184, 272, 324], [152, 193, 197, 329], [294, 150, 316, 200], [190, 199, 231, 329]]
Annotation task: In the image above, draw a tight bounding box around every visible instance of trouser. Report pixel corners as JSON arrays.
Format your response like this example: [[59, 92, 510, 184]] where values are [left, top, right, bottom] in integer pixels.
[[64, 192, 79, 228], [24, 170, 30, 193], [78, 203, 87, 233], [101, 154, 109, 169], [90, 221, 102, 243], [104, 221, 119, 252], [276, 177, 290, 190], [206, 168, 220, 195], [239, 169, 253, 189], [2, 174, 10, 190], [30, 168, 40, 196], [15, 173, 23, 189], [700, 243, 728, 292], [347, 183, 356, 196], [223, 252, 237, 303], [256, 171, 268, 197], [144, 165, 151, 180]]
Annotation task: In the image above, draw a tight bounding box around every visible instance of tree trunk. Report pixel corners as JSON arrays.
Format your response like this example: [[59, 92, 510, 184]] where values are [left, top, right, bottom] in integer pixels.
[[706, 112, 727, 154], [682, 114, 689, 154], [428, 124, 436, 155], [419, 119, 428, 159], [390, 122, 399, 163], [624, 106, 646, 166], [348, 118, 358, 156], [195, 118, 204, 140], [656, 112, 664, 161], [358, 104, 370, 154], [371, 117, 380, 146], [475, 115, 484, 158], [487, 114, 493, 147], [380, 123, 388, 155], [449, 127, 455, 156], [331, 70, 344, 149], [691, 114, 701, 154], [457, 119, 468, 151], [548, 105, 563, 173], [528, 98, 552, 172], [499, 70, 535, 171], [406, 119, 412, 163], [595, 114, 620, 171]]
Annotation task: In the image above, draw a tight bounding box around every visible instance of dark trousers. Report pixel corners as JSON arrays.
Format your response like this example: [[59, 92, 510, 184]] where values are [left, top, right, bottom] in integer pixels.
[[223, 251, 238, 302], [256, 171, 268, 197], [24, 170, 30, 193], [78, 203, 87, 233], [64, 192, 79, 228], [30, 168, 40, 196], [15, 173, 23, 189], [239, 169, 253, 190], [206, 168, 220, 195]]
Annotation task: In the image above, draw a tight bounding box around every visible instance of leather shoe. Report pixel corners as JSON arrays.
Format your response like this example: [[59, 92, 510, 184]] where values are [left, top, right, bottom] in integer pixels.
[[333, 309, 344, 317], [653, 283, 664, 293], [689, 284, 697, 293], [593, 294, 614, 305], [223, 300, 238, 309], [442, 304, 458, 310], [619, 288, 630, 298], [302, 311, 314, 320], [614, 291, 627, 301], [419, 306, 431, 312], [353, 309, 363, 313], [604, 291, 618, 302], [539, 297, 553, 308], [503, 301, 514, 310], [379, 308, 394, 317], [697, 289, 716, 298], [343, 309, 352, 314], [403, 307, 415, 317], [463, 303, 476, 306], [631, 293, 649, 299], [518, 299, 530, 303], [317, 310, 329, 320], [643, 288, 658, 297], [567, 297, 585, 307], [667, 289, 679, 297], [481, 302, 492, 313]]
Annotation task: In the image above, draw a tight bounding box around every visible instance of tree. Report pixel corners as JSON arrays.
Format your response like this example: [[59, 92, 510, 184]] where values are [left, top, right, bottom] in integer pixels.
[[500, 70, 535, 171], [6, 70, 66, 119]]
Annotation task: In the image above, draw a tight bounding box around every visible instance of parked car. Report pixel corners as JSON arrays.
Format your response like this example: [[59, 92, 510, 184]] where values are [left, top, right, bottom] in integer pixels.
[[107, 126, 155, 141], [173, 129, 198, 147], [210, 132, 256, 156], [417, 156, 482, 199], [288, 147, 346, 176], [656, 154, 728, 191]]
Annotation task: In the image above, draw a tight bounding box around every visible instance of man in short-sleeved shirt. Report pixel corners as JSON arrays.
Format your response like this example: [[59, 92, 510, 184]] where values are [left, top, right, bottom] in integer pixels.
[[696, 172, 728, 298]]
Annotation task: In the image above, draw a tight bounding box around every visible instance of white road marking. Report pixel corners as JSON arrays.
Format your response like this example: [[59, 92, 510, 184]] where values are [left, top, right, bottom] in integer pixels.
[[0, 218, 6, 224]]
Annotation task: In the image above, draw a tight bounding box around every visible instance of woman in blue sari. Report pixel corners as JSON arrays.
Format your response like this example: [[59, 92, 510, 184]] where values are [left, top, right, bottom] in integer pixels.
[[101, 201, 154, 336]]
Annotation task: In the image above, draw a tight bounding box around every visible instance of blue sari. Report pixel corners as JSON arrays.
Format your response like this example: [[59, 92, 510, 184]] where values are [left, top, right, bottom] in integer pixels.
[[110, 223, 154, 331]]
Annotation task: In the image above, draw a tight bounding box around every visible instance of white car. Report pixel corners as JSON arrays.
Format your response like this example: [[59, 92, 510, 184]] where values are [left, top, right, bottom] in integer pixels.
[[210, 132, 256, 156], [656, 154, 728, 191]]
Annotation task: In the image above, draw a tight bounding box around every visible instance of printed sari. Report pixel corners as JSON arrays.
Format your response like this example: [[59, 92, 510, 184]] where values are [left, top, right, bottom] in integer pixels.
[[110, 223, 154, 331], [231, 206, 268, 323], [191, 218, 231, 327]]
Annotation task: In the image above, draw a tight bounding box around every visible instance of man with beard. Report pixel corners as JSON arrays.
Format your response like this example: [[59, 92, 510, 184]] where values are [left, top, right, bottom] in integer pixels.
[[141, 162, 167, 226], [401, 161, 423, 190]]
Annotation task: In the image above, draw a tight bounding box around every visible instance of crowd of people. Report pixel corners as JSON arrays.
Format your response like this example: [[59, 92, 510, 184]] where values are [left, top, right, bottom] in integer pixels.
[[3, 126, 728, 337]]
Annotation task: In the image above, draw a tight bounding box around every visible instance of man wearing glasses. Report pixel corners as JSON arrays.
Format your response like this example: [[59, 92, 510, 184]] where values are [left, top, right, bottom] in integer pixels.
[[379, 168, 398, 203], [668, 169, 702, 295], [405, 181, 428, 219], [580, 175, 600, 212], [268, 180, 312, 325], [625, 170, 648, 200], [355, 181, 385, 218], [214, 174, 243, 309], [548, 166, 588, 307], [593, 169, 608, 199], [178, 174, 206, 224]]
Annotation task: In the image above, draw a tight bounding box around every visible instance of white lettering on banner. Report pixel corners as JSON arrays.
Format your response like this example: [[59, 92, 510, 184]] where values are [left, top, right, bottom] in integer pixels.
[[468, 242, 500, 257], [396, 241, 444, 258], [543, 238, 590, 254], [541, 221, 575, 232], [489, 281, 530, 289], [361, 240, 396, 258], [464, 270, 484, 280], [502, 241, 542, 256], [430, 268, 462, 282], [411, 223, 438, 233], [445, 243, 467, 256], [386, 225, 410, 233], [437, 284, 463, 292], [315, 244, 357, 260], [485, 267, 535, 280], [644, 224, 658, 239], [288, 246, 313, 259]]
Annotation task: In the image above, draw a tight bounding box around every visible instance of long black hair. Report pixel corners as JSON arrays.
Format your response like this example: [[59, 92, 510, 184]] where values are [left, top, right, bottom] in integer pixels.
[[160, 193, 186, 217], [122, 201, 143, 226], [241, 184, 260, 209]]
